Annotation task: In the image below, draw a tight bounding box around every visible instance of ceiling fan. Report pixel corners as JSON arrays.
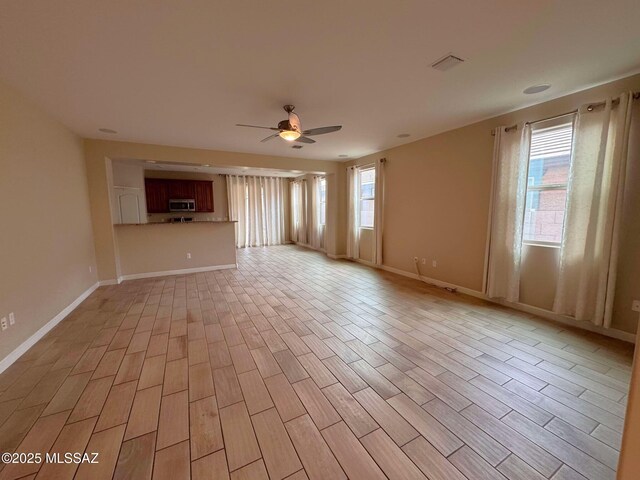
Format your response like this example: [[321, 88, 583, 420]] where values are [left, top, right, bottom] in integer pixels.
[[236, 105, 342, 144]]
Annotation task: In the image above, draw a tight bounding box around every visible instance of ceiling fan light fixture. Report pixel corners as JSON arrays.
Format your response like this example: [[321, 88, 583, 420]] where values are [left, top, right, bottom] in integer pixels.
[[279, 130, 301, 141]]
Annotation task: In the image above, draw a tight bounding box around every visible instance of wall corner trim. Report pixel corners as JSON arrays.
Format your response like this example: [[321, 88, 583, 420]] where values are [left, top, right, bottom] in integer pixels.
[[0, 281, 100, 374]]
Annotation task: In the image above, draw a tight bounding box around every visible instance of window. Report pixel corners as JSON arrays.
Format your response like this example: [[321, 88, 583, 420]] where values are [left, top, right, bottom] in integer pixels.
[[318, 177, 326, 226], [522, 121, 574, 245], [359, 167, 375, 228]]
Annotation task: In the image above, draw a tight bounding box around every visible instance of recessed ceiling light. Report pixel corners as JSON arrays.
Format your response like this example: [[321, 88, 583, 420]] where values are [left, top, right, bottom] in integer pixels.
[[203, 164, 210, 167], [145, 160, 156, 164], [338, 154, 349, 158], [98, 128, 117, 134], [523, 84, 551, 94], [397, 133, 411, 138]]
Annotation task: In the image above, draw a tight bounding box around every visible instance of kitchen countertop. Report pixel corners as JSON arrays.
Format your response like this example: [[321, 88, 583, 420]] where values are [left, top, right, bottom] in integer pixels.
[[114, 220, 236, 226]]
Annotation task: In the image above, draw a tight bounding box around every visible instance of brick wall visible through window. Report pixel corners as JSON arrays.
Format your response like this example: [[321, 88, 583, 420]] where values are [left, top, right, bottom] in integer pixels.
[[522, 121, 574, 245]]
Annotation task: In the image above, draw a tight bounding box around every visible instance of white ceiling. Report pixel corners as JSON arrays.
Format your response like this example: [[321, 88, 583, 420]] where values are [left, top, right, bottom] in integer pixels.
[[1, 0, 639, 161]]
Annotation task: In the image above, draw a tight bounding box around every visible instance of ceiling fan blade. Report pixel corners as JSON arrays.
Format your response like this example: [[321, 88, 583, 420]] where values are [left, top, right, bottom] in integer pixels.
[[295, 136, 316, 144], [236, 124, 280, 131], [260, 134, 279, 143], [288, 112, 301, 132], [302, 125, 342, 136]]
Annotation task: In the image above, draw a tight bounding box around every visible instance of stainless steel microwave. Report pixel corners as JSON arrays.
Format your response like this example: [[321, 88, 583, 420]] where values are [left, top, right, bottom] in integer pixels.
[[169, 199, 196, 212]]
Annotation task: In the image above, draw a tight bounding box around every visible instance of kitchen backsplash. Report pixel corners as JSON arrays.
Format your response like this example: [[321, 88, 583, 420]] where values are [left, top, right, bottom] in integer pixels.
[[148, 212, 229, 222]]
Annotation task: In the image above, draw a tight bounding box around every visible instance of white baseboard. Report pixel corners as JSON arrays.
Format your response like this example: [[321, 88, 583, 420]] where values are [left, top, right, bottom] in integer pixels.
[[0, 282, 100, 374], [493, 299, 637, 343], [118, 263, 237, 282], [98, 279, 118, 286], [345, 258, 636, 344], [378, 263, 486, 299], [293, 241, 326, 253]]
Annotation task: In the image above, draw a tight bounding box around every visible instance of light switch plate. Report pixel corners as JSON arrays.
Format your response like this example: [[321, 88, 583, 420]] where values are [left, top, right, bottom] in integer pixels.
[[632, 300, 640, 313], [1, 317, 7, 331]]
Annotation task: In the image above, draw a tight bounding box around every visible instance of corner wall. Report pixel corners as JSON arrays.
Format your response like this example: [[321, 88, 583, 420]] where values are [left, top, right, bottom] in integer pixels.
[[347, 73, 640, 334], [0, 80, 98, 363]]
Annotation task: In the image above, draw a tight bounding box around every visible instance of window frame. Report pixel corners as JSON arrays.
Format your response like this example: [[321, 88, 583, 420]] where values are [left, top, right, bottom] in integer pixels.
[[358, 166, 375, 229], [521, 116, 575, 248]]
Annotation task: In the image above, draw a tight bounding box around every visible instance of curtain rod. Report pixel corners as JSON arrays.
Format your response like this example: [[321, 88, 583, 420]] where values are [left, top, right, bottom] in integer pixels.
[[346, 160, 382, 170], [221, 173, 290, 180], [492, 91, 639, 136]]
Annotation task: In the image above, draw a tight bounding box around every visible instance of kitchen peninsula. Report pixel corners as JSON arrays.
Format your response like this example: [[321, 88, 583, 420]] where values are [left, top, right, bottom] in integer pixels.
[[109, 160, 237, 281], [114, 221, 237, 281]]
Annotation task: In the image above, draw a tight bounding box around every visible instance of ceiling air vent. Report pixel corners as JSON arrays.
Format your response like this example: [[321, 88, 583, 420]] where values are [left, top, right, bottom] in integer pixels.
[[292, 145, 303, 149], [431, 54, 464, 72]]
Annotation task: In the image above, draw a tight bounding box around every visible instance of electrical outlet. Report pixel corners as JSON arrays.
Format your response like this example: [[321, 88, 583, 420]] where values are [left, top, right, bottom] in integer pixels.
[[89, 266, 93, 273], [9, 312, 15, 325], [432, 260, 437, 268], [421, 258, 426, 265], [186, 253, 192, 259], [632, 300, 640, 313], [0, 317, 7, 331]]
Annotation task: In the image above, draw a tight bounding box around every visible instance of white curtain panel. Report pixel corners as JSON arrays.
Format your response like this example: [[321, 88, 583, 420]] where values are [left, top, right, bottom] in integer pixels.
[[309, 176, 324, 249], [290, 181, 298, 242], [372, 158, 385, 265], [554, 93, 634, 327], [346, 166, 360, 260], [291, 180, 308, 245], [485, 123, 530, 302], [227, 175, 247, 248], [262, 176, 286, 246], [246, 176, 264, 247], [227, 175, 286, 248]]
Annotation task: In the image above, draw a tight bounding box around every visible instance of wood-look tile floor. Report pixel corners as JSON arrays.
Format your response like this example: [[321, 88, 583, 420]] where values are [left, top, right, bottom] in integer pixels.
[[0, 245, 634, 480]]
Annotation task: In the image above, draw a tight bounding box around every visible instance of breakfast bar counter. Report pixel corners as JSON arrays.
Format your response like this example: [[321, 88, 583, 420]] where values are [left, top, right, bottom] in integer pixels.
[[114, 221, 237, 281]]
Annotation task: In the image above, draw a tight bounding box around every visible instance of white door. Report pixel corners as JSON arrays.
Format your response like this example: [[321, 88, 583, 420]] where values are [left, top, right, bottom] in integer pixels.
[[119, 193, 140, 224]]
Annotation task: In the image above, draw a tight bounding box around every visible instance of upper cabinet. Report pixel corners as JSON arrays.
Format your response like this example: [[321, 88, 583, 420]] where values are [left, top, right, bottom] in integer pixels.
[[194, 181, 214, 212], [168, 179, 196, 199], [144, 178, 214, 213], [145, 179, 170, 213]]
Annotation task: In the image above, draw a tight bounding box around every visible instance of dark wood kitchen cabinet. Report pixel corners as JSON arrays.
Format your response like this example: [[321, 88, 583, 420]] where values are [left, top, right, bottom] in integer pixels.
[[168, 179, 196, 199], [194, 181, 214, 212], [145, 179, 170, 213], [144, 178, 214, 213]]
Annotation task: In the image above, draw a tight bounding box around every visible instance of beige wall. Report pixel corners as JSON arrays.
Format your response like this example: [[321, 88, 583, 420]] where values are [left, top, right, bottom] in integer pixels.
[[359, 228, 374, 263], [84, 139, 340, 282], [612, 100, 640, 334], [144, 170, 229, 222], [347, 73, 640, 334], [115, 222, 236, 277], [0, 80, 97, 362], [519, 245, 560, 311]]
